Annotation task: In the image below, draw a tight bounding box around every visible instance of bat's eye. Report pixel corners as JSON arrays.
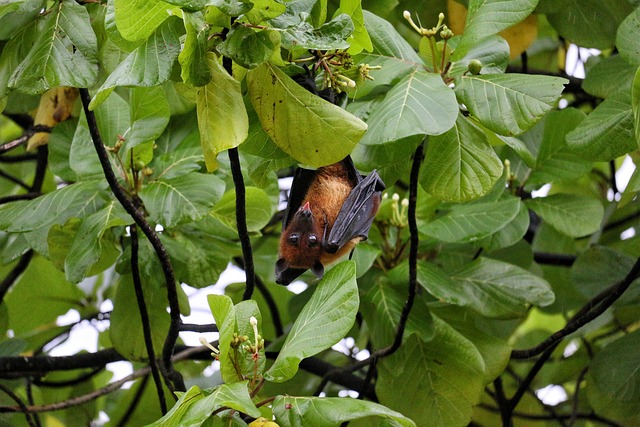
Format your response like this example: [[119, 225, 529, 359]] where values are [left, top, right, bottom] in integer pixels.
[[308, 234, 318, 247], [288, 234, 300, 245]]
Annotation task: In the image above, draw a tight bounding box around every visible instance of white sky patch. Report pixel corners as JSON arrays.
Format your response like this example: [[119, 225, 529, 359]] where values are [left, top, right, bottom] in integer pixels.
[[536, 384, 568, 406]]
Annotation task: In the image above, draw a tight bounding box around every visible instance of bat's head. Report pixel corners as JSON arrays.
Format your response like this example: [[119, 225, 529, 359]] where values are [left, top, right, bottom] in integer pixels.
[[277, 201, 324, 269]]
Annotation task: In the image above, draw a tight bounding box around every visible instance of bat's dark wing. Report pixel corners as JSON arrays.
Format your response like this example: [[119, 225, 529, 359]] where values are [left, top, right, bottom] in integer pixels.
[[282, 167, 318, 229], [324, 169, 385, 253]]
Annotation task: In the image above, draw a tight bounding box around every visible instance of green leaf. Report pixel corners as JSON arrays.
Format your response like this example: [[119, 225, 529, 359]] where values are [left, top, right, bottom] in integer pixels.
[[617, 7, 640, 66], [245, 0, 286, 24], [218, 26, 280, 70], [280, 13, 354, 50], [0, 0, 45, 40], [446, 257, 554, 318], [338, 0, 372, 54], [377, 316, 484, 427], [138, 173, 225, 228], [207, 294, 237, 383], [455, 74, 568, 136], [90, 18, 182, 109], [273, 396, 416, 427], [0, 22, 38, 98], [421, 114, 503, 202], [114, 0, 173, 42], [478, 200, 530, 251], [265, 261, 358, 382], [543, 0, 633, 49], [633, 66, 640, 148], [110, 274, 170, 361], [423, 199, 521, 243], [65, 202, 128, 283], [196, 53, 249, 171], [105, 0, 143, 51], [359, 69, 458, 145], [587, 330, 640, 420], [448, 35, 510, 78], [525, 194, 604, 238], [125, 86, 171, 150], [179, 11, 211, 86], [0, 181, 106, 232], [453, 0, 539, 59], [247, 61, 366, 167], [211, 186, 274, 233], [8, 0, 98, 94], [565, 92, 637, 161], [583, 55, 636, 99], [528, 108, 591, 185]]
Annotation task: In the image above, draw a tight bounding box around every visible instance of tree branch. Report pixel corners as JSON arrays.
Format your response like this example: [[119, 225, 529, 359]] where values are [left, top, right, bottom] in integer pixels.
[[78, 88, 185, 393], [0, 381, 37, 426], [512, 257, 640, 359], [0, 250, 34, 305], [130, 225, 167, 414]]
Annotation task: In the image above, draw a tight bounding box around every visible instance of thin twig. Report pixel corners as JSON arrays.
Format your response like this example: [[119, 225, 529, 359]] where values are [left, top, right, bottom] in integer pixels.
[[0, 153, 38, 163], [78, 88, 185, 393], [116, 375, 150, 427], [0, 250, 34, 304], [130, 225, 167, 414], [0, 169, 31, 190], [0, 382, 37, 426]]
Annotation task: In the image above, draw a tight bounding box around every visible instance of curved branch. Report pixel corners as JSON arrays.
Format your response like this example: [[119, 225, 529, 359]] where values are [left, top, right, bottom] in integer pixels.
[[0, 250, 34, 305], [130, 226, 167, 414], [512, 257, 640, 359], [0, 381, 37, 426], [78, 88, 184, 393]]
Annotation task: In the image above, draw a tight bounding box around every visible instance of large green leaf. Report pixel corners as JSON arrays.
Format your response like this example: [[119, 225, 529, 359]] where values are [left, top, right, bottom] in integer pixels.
[[338, 0, 372, 54], [207, 294, 237, 383], [0, 181, 106, 232], [0, 22, 37, 98], [376, 316, 485, 427], [247, 62, 366, 167], [448, 35, 510, 78], [146, 382, 260, 427], [8, 0, 98, 94], [453, 0, 539, 59], [273, 396, 416, 427], [64, 202, 128, 283], [138, 173, 225, 228], [583, 55, 636, 99], [196, 53, 249, 171], [634, 66, 640, 147], [542, 0, 633, 49], [265, 261, 358, 382], [565, 92, 637, 161], [210, 186, 273, 233], [217, 26, 280, 70], [617, 7, 640, 66], [110, 274, 170, 361], [526, 194, 604, 238], [280, 13, 354, 50], [90, 18, 182, 109], [445, 257, 554, 318], [455, 74, 567, 136], [125, 86, 171, 151], [359, 69, 458, 145], [422, 199, 521, 243], [114, 0, 173, 42], [528, 108, 591, 185], [587, 330, 640, 420], [421, 114, 503, 202], [179, 11, 211, 86]]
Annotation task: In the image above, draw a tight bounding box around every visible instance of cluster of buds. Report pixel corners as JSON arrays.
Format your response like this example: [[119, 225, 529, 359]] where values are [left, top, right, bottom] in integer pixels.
[[403, 11, 453, 40], [384, 192, 409, 227]]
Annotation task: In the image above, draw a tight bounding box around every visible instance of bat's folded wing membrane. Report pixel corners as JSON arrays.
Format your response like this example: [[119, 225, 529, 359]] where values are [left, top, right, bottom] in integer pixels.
[[325, 171, 385, 253]]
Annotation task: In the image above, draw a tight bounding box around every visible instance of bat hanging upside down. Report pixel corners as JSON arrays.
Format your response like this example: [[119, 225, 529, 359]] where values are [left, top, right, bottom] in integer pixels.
[[275, 156, 385, 285]]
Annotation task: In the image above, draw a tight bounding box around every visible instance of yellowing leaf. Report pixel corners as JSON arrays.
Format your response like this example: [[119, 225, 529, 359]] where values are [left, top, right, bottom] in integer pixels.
[[196, 53, 248, 171], [28, 86, 78, 150]]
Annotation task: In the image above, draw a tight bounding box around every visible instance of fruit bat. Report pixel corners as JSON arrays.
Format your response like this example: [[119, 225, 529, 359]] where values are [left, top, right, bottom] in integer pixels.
[[275, 156, 385, 285]]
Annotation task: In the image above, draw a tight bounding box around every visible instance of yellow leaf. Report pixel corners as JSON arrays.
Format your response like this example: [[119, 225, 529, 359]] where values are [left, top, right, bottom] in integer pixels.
[[28, 86, 78, 151]]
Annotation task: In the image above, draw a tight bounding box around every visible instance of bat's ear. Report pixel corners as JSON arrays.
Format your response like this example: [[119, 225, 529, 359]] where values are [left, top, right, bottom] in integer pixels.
[[311, 261, 324, 279]]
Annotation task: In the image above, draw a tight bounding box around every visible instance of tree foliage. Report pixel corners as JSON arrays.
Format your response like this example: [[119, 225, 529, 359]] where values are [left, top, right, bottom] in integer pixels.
[[0, 0, 639, 426]]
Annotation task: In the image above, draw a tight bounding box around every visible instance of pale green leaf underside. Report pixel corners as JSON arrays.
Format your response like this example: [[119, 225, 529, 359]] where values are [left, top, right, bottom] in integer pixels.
[[360, 69, 458, 145], [138, 173, 225, 228], [247, 62, 366, 167], [114, 0, 173, 42], [265, 261, 358, 382], [526, 194, 604, 238], [422, 114, 503, 202], [456, 73, 567, 136]]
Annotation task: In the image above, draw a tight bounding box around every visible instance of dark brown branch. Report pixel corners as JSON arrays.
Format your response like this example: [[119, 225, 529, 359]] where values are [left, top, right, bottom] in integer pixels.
[[116, 375, 150, 427], [0, 250, 34, 305], [479, 403, 621, 426], [492, 377, 511, 426], [0, 192, 40, 204], [31, 367, 104, 388], [512, 257, 640, 359], [130, 226, 167, 414], [0, 153, 38, 163], [0, 348, 125, 378], [179, 323, 218, 333], [0, 169, 31, 190], [533, 252, 576, 267], [0, 381, 37, 426], [0, 125, 52, 154], [78, 88, 185, 393]]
